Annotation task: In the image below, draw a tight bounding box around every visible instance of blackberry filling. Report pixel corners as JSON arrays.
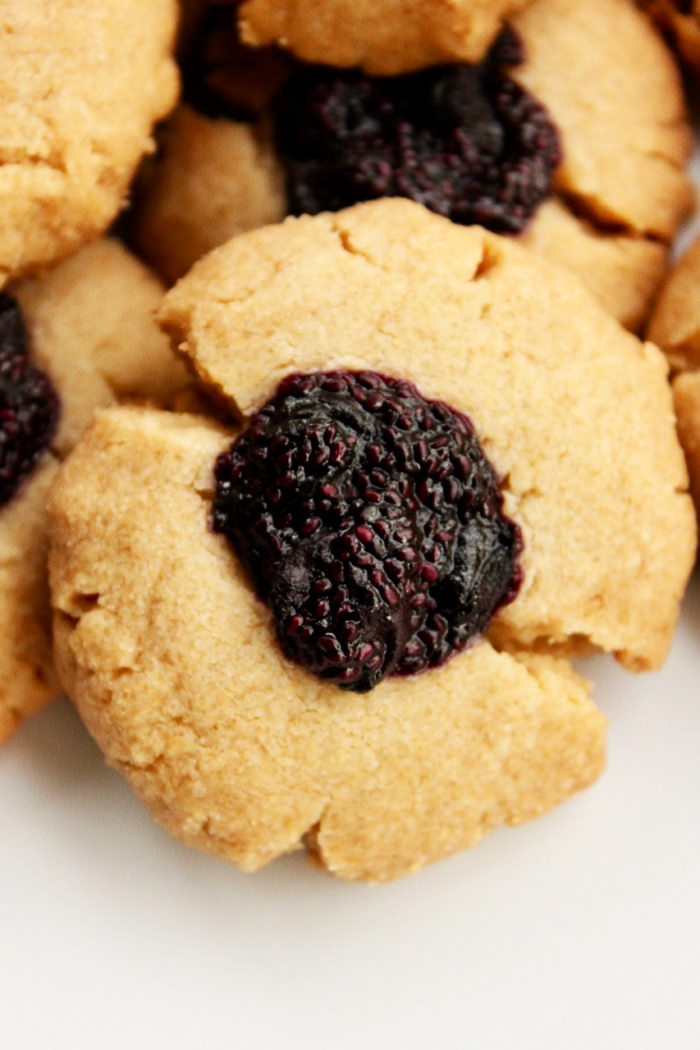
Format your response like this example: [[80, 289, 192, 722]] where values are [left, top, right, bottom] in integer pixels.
[[213, 371, 522, 692], [0, 293, 59, 508], [272, 28, 561, 234]]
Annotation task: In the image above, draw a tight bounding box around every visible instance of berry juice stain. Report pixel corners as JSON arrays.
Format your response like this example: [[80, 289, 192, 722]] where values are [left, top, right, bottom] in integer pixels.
[[213, 371, 522, 692]]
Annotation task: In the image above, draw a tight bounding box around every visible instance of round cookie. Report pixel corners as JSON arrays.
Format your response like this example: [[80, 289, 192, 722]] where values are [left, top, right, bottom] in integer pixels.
[[131, 0, 689, 330], [0, 0, 179, 282], [0, 239, 187, 745], [237, 0, 535, 74], [648, 236, 700, 511], [50, 200, 695, 881]]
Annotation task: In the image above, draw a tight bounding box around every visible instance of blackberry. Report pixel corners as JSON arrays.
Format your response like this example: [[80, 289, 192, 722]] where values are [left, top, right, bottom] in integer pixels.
[[0, 293, 59, 508], [213, 371, 522, 692], [272, 27, 561, 234]]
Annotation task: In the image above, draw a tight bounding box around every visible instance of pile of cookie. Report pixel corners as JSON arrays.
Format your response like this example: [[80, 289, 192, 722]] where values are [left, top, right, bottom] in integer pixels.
[[2, 0, 699, 883]]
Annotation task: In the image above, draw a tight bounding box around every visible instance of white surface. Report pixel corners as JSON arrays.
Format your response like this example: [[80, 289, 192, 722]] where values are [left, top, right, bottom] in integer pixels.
[[2, 114, 700, 1050], [1, 560, 699, 1049]]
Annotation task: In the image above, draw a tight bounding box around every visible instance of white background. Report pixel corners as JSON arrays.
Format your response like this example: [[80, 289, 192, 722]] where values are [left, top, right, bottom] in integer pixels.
[[1, 109, 700, 1050], [1, 579, 698, 1048]]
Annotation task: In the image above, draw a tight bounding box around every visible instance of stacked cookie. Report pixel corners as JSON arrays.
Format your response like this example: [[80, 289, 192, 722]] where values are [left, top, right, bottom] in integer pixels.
[[649, 242, 700, 509], [131, 0, 692, 329], [2, 0, 698, 881], [0, 0, 186, 742]]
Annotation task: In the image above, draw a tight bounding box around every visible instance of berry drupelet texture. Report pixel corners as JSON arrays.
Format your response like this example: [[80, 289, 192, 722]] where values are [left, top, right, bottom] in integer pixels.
[[213, 371, 522, 692], [0, 293, 59, 508], [272, 28, 561, 234]]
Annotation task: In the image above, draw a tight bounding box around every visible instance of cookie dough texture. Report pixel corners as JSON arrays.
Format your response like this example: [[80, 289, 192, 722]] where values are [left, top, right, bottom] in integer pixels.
[[648, 237, 700, 510], [673, 373, 700, 510], [0, 0, 179, 281], [133, 0, 690, 329], [237, 0, 533, 74], [14, 239, 188, 455], [131, 107, 286, 286], [160, 201, 695, 669], [51, 200, 695, 880], [512, 0, 691, 243], [51, 408, 606, 883], [520, 199, 668, 332], [0, 239, 186, 745], [513, 0, 691, 328], [648, 238, 700, 374]]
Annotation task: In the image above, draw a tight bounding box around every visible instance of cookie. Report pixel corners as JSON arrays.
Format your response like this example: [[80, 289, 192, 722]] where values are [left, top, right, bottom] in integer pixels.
[[237, 0, 534, 74], [640, 1, 700, 74], [131, 0, 689, 330], [50, 200, 695, 881], [520, 200, 668, 332], [0, 0, 179, 282], [648, 237, 700, 374], [673, 372, 700, 510], [130, 106, 286, 287], [648, 236, 700, 511], [0, 239, 187, 745]]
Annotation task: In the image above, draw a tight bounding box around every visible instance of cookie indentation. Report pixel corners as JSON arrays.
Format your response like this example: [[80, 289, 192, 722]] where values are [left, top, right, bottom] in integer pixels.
[[0, 293, 59, 508], [272, 28, 561, 234], [212, 370, 522, 692]]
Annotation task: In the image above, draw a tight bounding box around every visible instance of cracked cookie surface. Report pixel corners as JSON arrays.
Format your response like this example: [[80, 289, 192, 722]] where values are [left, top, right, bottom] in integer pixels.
[[50, 407, 604, 883], [133, 0, 689, 331], [0, 0, 178, 281], [49, 200, 696, 880], [237, 0, 534, 74], [0, 239, 187, 745]]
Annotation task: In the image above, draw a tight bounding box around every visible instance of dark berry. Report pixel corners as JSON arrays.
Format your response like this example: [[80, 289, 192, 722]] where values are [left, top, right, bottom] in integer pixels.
[[272, 27, 561, 234], [0, 293, 59, 508], [213, 371, 522, 692]]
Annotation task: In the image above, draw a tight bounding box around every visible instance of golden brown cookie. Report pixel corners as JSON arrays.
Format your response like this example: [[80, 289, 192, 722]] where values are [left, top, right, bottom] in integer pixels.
[[648, 237, 700, 374], [131, 107, 286, 286], [0, 0, 179, 282], [50, 200, 696, 881], [132, 0, 690, 330], [640, 1, 700, 74], [512, 0, 691, 242], [160, 200, 695, 667], [520, 200, 668, 333], [237, 0, 534, 74], [648, 236, 700, 512], [673, 372, 700, 510], [0, 239, 187, 745]]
